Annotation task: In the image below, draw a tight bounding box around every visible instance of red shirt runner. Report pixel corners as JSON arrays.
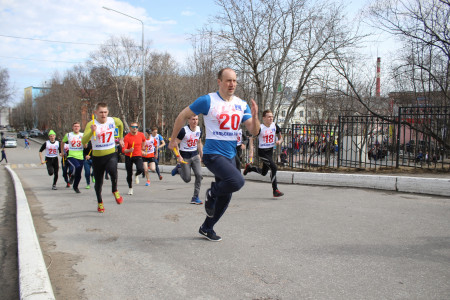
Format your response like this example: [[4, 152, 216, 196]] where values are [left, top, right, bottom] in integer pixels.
[[123, 132, 146, 157]]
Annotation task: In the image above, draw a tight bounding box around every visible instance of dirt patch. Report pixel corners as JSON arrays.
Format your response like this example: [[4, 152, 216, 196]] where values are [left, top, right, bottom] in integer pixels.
[[23, 182, 87, 300]]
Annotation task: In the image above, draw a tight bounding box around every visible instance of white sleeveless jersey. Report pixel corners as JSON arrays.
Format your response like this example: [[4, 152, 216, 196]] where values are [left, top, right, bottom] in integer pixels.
[[45, 140, 60, 157], [180, 125, 201, 152], [258, 123, 277, 149], [143, 136, 156, 156], [92, 117, 116, 151], [236, 129, 243, 146], [67, 132, 84, 151], [204, 92, 247, 142]]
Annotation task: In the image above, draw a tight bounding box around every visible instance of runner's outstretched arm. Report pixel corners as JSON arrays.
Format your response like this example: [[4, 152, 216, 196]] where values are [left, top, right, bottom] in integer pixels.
[[168, 107, 196, 150]]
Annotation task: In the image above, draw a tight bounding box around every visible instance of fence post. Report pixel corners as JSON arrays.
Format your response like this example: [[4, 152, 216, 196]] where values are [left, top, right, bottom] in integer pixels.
[[337, 116, 341, 168], [396, 108, 401, 168], [290, 123, 294, 168]]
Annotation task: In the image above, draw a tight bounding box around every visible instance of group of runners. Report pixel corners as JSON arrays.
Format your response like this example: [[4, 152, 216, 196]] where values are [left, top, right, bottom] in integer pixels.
[[39, 67, 285, 242], [38, 104, 165, 212]]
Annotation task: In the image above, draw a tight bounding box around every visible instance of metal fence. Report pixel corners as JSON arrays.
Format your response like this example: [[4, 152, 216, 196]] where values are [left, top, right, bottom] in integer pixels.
[[243, 106, 450, 171], [396, 106, 450, 169], [160, 106, 449, 172]]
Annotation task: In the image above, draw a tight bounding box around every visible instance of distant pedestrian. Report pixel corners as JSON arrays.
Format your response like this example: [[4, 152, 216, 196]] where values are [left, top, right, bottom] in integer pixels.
[[24, 137, 30, 149], [0, 145, 7, 163]]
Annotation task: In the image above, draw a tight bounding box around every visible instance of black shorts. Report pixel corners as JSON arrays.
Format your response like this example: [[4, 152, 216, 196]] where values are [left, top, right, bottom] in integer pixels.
[[143, 157, 156, 163]]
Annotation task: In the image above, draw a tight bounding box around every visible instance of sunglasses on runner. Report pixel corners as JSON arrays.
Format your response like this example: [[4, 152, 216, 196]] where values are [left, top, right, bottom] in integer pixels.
[[130, 126, 138, 129]]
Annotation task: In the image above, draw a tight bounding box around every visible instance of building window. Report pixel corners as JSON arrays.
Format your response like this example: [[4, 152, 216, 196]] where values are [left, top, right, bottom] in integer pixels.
[[299, 111, 304, 117], [282, 110, 286, 117]]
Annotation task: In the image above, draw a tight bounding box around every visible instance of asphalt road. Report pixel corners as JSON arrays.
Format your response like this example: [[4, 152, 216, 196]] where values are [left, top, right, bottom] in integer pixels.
[[4, 136, 450, 299]]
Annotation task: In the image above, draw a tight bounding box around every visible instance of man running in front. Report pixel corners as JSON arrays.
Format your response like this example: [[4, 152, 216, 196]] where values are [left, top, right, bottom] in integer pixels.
[[122, 122, 146, 195], [82, 103, 124, 213], [168, 68, 260, 242], [171, 114, 204, 205], [62, 122, 84, 194]]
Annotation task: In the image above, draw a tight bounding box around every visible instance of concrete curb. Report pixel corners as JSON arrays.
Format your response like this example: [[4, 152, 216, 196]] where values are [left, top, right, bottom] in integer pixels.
[[138, 163, 449, 197], [6, 166, 55, 300]]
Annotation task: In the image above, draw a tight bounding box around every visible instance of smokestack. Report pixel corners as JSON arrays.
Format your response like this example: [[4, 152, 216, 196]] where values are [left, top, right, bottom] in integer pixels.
[[376, 57, 381, 98]]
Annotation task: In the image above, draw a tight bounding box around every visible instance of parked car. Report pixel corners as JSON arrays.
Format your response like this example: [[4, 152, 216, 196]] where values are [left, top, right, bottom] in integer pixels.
[[28, 129, 43, 137], [4, 137, 17, 148], [17, 131, 29, 138]]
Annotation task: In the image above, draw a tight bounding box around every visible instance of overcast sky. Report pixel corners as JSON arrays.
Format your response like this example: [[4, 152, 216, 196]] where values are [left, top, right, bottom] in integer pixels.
[[0, 0, 391, 104]]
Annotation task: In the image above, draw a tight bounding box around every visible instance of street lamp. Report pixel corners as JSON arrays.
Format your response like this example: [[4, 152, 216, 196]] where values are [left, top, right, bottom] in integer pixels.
[[103, 6, 146, 133]]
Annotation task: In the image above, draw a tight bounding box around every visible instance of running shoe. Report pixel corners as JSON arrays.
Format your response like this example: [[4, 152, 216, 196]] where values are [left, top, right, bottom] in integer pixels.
[[92, 176, 95, 183], [273, 190, 284, 197], [159, 175, 163, 180], [191, 196, 202, 205], [85, 185, 90, 189], [145, 180, 150, 186], [66, 183, 71, 188], [97, 202, 105, 213], [128, 188, 133, 195], [69, 175, 74, 185], [171, 165, 179, 176], [243, 163, 251, 176], [198, 227, 222, 242], [113, 190, 123, 204], [73, 187, 81, 194], [135, 174, 140, 184], [204, 188, 215, 218], [105, 174, 109, 180], [52, 185, 57, 190]]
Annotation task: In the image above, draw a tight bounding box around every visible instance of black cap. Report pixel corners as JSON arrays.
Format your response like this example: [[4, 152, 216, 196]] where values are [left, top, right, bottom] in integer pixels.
[[145, 129, 151, 134]]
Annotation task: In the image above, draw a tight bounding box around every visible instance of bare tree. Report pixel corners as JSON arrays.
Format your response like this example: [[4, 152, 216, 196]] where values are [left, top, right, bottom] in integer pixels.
[[89, 36, 145, 130], [213, 0, 365, 127], [0, 67, 13, 109], [368, 0, 450, 104]]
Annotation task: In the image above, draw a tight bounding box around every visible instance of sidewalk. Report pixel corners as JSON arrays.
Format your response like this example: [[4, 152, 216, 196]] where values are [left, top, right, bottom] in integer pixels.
[[153, 164, 450, 197]]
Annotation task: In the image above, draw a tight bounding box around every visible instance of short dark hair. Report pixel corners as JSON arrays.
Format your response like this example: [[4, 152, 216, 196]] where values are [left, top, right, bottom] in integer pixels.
[[151, 126, 158, 131], [95, 102, 108, 110], [262, 109, 273, 117], [72, 122, 80, 126], [217, 68, 234, 80]]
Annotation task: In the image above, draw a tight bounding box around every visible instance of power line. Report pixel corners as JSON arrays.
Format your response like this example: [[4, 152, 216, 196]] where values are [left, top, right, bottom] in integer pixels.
[[0, 55, 83, 64], [0, 34, 103, 46]]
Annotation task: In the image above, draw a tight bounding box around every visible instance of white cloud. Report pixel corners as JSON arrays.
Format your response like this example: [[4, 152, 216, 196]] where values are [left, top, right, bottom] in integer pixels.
[[181, 10, 195, 16], [0, 0, 188, 101]]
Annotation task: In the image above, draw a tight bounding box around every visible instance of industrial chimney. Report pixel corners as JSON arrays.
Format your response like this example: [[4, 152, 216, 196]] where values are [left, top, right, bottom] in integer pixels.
[[376, 57, 381, 98]]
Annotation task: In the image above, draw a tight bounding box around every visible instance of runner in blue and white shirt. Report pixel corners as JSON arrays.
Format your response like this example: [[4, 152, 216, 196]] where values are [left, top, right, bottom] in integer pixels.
[[168, 68, 260, 242]]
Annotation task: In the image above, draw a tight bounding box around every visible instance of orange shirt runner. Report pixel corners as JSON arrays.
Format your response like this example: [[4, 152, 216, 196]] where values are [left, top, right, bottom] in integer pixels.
[[123, 132, 146, 157]]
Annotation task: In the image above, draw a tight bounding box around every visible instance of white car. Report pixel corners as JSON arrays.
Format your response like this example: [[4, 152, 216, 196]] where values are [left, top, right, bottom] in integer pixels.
[[4, 137, 17, 148]]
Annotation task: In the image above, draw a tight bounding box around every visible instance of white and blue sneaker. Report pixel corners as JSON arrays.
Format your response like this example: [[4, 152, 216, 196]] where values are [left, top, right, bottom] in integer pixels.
[[190, 196, 202, 205]]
